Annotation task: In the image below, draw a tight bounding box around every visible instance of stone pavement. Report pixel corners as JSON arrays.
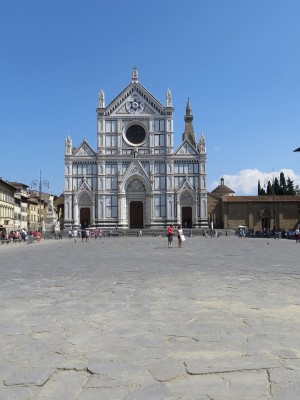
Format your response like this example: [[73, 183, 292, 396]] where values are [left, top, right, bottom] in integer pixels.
[[0, 235, 300, 399]]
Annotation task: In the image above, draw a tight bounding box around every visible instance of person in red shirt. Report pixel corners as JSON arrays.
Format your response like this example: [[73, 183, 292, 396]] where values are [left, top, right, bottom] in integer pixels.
[[167, 224, 174, 248]]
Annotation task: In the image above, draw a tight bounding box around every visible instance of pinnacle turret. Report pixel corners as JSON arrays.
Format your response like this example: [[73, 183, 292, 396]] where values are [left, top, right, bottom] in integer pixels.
[[182, 98, 196, 147]]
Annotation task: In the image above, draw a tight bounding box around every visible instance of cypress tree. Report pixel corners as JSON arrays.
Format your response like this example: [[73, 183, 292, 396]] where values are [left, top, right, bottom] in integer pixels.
[[286, 177, 296, 195], [266, 181, 272, 195], [279, 172, 287, 195], [274, 177, 280, 195]]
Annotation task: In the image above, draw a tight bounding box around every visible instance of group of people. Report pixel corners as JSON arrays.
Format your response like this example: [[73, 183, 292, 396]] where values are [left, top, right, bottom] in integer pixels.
[[167, 224, 185, 248], [68, 228, 104, 242], [0, 229, 42, 242]]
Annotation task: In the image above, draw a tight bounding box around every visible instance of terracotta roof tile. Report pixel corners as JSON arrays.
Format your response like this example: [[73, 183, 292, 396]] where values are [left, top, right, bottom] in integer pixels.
[[222, 195, 300, 202]]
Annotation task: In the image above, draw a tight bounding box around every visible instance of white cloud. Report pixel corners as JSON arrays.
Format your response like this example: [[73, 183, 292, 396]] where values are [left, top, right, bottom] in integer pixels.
[[209, 169, 300, 195]]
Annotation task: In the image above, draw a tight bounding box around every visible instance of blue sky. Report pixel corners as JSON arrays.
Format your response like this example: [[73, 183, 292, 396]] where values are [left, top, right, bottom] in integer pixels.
[[1, 0, 300, 195]]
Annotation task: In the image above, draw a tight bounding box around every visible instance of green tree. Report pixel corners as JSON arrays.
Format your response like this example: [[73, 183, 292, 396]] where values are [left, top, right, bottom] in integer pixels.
[[274, 177, 280, 195], [279, 172, 287, 195], [286, 177, 296, 195], [257, 179, 266, 195], [266, 181, 272, 195]]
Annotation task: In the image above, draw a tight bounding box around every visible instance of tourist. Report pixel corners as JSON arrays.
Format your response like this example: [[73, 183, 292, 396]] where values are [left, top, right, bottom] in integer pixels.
[[73, 229, 78, 243], [81, 228, 86, 242], [177, 225, 183, 248], [295, 227, 300, 243], [167, 224, 174, 248]]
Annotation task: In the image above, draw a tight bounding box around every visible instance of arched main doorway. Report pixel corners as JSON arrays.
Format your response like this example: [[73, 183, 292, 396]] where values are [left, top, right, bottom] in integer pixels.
[[126, 179, 146, 229], [130, 201, 143, 228]]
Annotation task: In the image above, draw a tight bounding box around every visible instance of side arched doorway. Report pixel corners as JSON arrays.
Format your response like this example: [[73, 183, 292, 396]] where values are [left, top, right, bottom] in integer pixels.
[[80, 208, 90, 228], [182, 206, 192, 228], [77, 191, 93, 228], [180, 190, 194, 229]]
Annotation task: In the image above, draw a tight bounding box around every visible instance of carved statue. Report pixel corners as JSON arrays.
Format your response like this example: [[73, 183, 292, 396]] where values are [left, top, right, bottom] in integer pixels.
[[65, 134, 72, 155], [99, 89, 105, 108], [166, 88, 172, 107], [48, 195, 54, 212]]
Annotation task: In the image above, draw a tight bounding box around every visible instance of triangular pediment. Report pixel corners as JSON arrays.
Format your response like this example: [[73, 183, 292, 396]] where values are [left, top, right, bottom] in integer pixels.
[[74, 140, 96, 157], [175, 140, 198, 156], [77, 179, 92, 193], [178, 178, 194, 192], [121, 160, 151, 192], [104, 82, 165, 117]]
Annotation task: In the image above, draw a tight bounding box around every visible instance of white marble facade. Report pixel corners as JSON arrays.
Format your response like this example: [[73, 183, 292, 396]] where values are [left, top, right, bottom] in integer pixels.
[[64, 69, 208, 230]]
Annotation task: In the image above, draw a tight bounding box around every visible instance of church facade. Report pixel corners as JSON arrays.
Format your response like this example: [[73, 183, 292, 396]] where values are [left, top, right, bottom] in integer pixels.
[[64, 69, 208, 230]]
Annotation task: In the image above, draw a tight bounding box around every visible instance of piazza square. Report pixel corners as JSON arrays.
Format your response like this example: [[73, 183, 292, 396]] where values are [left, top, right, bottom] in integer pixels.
[[0, 234, 299, 399]]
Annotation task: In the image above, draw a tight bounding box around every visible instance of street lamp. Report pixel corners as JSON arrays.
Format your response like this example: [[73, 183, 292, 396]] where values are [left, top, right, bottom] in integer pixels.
[[264, 173, 276, 233], [31, 170, 49, 231]]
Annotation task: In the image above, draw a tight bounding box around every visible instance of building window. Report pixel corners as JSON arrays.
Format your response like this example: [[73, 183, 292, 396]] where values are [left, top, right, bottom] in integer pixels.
[[105, 120, 117, 133], [154, 119, 165, 132], [105, 163, 118, 175], [125, 124, 147, 145], [174, 162, 198, 174], [188, 176, 198, 189], [72, 164, 78, 175], [154, 177, 166, 190], [105, 196, 118, 218], [87, 177, 97, 190], [105, 177, 118, 190], [154, 134, 165, 147], [154, 195, 166, 218], [105, 135, 117, 147], [174, 176, 185, 188], [141, 161, 150, 175], [154, 162, 166, 174]]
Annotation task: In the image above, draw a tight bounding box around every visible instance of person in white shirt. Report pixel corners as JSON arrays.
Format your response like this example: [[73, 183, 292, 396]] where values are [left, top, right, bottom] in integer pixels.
[[73, 229, 78, 243], [177, 225, 183, 248]]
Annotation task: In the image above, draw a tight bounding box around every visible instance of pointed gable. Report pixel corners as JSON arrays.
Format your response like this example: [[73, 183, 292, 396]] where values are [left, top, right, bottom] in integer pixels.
[[178, 177, 194, 192], [77, 178, 93, 193], [175, 140, 198, 156], [121, 160, 151, 192], [74, 140, 96, 157], [100, 80, 166, 118]]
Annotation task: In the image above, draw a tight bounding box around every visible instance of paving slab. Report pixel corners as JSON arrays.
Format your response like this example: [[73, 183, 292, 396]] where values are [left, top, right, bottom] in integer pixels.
[[0, 235, 300, 399]]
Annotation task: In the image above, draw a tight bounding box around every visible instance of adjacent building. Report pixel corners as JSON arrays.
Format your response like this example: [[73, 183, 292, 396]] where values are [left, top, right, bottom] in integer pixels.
[[64, 69, 208, 230], [208, 178, 300, 231], [0, 178, 16, 232]]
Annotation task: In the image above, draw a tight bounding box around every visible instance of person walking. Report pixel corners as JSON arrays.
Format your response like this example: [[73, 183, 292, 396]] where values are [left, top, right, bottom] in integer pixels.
[[177, 225, 183, 248], [167, 224, 174, 248], [73, 229, 78, 243]]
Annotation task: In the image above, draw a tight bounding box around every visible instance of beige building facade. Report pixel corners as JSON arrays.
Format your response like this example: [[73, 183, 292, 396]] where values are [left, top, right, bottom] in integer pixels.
[[0, 179, 16, 232], [222, 195, 300, 231], [208, 179, 300, 231]]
